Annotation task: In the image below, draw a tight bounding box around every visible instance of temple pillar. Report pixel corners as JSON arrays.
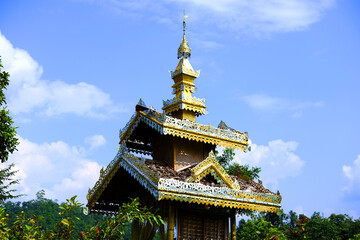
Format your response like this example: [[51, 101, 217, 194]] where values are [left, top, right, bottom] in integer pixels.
[[167, 202, 175, 240], [231, 209, 236, 240]]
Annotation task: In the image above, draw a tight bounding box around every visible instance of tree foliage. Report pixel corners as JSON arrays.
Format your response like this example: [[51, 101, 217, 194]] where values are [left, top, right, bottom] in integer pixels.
[[4, 192, 107, 237], [227, 163, 261, 180], [80, 197, 163, 239], [216, 148, 235, 169], [0, 164, 20, 203], [238, 210, 360, 240], [0, 57, 18, 163], [0, 56, 20, 203], [1, 192, 163, 239], [215, 147, 261, 180], [237, 217, 286, 240], [215, 148, 262, 218]]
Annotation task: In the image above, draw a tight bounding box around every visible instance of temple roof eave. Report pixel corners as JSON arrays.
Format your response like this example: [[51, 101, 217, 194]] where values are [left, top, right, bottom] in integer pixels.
[[86, 148, 160, 210], [158, 191, 280, 213], [157, 178, 281, 212], [162, 102, 207, 116], [163, 98, 206, 109], [87, 145, 282, 214], [171, 69, 200, 79], [119, 110, 249, 150]]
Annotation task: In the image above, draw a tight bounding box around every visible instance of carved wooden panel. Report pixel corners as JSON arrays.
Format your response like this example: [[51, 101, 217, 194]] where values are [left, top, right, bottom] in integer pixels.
[[178, 210, 228, 240]]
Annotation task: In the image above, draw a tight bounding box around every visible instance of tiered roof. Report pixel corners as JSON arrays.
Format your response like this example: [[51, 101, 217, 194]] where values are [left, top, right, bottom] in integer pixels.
[[86, 15, 282, 215], [121, 103, 249, 151], [87, 107, 281, 215]]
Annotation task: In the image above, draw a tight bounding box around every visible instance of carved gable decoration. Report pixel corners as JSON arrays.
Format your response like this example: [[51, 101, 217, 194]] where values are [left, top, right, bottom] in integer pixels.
[[187, 151, 240, 190]]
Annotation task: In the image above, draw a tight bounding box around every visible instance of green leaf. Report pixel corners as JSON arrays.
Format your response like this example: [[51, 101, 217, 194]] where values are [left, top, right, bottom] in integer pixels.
[[61, 218, 69, 226]]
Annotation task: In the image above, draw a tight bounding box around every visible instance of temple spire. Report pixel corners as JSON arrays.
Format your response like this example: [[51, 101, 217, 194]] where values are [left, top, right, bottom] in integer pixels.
[[183, 11, 187, 37], [163, 14, 207, 122], [177, 12, 191, 59]]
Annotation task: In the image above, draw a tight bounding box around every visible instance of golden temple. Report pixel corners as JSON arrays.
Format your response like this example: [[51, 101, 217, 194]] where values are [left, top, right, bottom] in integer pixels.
[[87, 15, 281, 240]]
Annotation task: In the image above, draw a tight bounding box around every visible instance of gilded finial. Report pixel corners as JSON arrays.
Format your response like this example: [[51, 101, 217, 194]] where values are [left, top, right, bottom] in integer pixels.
[[178, 11, 191, 59], [183, 11, 188, 37]]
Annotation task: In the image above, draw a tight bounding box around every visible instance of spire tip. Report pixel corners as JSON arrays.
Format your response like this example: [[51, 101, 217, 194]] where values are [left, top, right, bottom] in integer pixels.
[[178, 12, 191, 59]]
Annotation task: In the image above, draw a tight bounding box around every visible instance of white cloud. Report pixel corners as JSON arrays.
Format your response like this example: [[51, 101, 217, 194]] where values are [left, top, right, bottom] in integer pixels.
[[342, 155, 360, 197], [242, 94, 283, 110], [5, 136, 102, 203], [241, 93, 324, 117], [0, 32, 127, 118], [183, 0, 335, 34], [53, 161, 102, 200], [88, 0, 335, 35], [85, 135, 107, 149], [231, 139, 305, 191]]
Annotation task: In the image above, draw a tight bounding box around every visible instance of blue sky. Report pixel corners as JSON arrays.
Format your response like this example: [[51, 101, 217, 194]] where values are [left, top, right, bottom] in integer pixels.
[[0, 0, 359, 218]]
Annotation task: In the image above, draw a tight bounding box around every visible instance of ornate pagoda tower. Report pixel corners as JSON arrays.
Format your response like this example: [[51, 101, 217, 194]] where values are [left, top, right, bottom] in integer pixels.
[[87, 15, 282, 240], [162, 16, 205, 122]]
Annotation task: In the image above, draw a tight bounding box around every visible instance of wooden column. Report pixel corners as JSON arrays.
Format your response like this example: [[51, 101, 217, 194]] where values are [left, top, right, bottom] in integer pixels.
[[230, 209, 236, 240], [167, 202, 175, 240]]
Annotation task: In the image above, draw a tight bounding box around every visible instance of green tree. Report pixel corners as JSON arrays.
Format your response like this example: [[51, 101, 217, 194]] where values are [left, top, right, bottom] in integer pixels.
[[350, 233, 360, 240], [227, 163, 261, 180], [327, 213, 360, 240], [2, 193, 163, 239], [0, 57, 18, 163], [287, 211, 299, 229], [260, 209, 289, 229], [237, 217, 286, 240], [0, 164, 19, 203], [304, 212, 338, 240], [216, 148, 262, 217], [80, 198, 163, 240], [4, 190, 106, 233], [0, 56, 20, 203], [216, 147, 261, 180], [216, 148, 235, 169]]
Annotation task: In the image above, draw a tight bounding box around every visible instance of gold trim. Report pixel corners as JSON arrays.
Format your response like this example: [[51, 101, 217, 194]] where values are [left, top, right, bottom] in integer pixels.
[[158, 178, 281, 205], [120, 111, 248, 151], [87, 147, 159, 209], [187, 151, 239, 190], [87, 147, 282, 213], [158, 191, 279, 213], [86, 151, 122, 208], [163, 127, 247, 150], [163, 102, 207, 115]]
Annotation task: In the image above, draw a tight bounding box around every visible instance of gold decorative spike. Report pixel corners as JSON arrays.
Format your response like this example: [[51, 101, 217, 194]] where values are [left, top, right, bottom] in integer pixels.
[[177, 11, 191, 59]]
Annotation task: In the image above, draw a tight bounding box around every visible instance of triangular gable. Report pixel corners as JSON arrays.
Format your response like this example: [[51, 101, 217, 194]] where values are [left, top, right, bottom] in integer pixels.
[[119, 111, 164, 143], [87, 144, 160, 211], [186, 151, 240, 190]]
